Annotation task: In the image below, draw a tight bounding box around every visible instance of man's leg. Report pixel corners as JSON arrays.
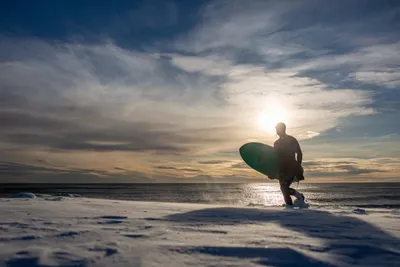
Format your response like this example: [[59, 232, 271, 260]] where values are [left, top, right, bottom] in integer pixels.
[[288, 187, 296, 196], [285, 164, 305, 201], [288, 185, 305, 201], [279, 178, 293, 205]]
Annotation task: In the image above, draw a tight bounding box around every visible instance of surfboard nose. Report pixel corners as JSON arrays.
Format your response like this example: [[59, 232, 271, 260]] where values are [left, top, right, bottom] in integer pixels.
[[239, 142, 278, 179]]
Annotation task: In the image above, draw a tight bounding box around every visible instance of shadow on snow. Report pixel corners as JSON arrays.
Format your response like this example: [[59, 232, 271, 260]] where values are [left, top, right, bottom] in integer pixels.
[[163, 208, 400, 267]]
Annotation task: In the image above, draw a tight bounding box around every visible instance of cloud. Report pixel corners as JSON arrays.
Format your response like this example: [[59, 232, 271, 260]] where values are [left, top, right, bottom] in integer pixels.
[[300, 42, 400, 71], [168, 54, 234, 76], [230, 162, 249, 169], [0, 161, 104, 176], [168, 53, 376, 139], [0, 39, 234, 156], [335, 164, 385, 175], [154, 166, 177, 170], [114, 167, 128, 171], [167, 1, 389, 141], [0, 161, 152, 183], [174, 0, 301, 55], [0, 1, 399, 182], [302, 158, 397, 179], [198, 160, 231, 165], [0, 110, 190, 153], [350, 69, 400, 88], [305, 131, 320, 139], [154, 166, 202, 173]]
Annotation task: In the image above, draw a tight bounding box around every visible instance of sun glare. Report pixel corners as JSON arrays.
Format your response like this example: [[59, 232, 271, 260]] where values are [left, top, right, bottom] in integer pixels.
[[258, 101, 288, 133]]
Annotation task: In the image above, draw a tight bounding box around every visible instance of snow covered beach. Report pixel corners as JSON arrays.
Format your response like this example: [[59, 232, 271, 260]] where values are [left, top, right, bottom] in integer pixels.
[[0, 195, 399, 267]]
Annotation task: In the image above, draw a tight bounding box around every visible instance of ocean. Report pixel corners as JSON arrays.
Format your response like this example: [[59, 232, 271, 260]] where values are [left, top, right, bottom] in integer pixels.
[[1, 183, 399, 209]]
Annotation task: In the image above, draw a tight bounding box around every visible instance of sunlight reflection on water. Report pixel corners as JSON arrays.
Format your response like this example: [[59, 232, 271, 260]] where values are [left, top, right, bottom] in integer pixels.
[[243, 183, 283, 206]]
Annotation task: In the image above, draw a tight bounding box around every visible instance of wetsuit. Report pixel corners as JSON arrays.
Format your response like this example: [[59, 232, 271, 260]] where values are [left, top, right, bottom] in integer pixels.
[[273, 134, 303, 205]]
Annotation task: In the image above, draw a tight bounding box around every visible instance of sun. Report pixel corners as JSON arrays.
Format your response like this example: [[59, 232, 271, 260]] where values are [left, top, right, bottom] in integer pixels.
[[258, 102, 288, 133]]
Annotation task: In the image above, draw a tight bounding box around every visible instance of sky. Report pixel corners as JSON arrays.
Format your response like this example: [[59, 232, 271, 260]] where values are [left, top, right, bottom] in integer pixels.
[[0, 0, 399, 183]]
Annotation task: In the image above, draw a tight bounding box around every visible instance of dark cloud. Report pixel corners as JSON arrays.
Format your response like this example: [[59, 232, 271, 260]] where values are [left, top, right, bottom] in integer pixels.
[[0, 161, 56, 176], [303, 160, 388, 178], [0, 161, 109, 177], [0, 110, 72, 131], [230, 162, 248, 169], [335, 164, 386, 175], [0, 100, 231, 156], [155, 166, 178, 170], [0, 92, 30, 108], [114, 167, 128, 171], [198, 160, 231, 165], [0, 109, 193, 153], [0, 161, 151, 183], [0, 39, 231, 158], [302, 161, 321, 167], [56, 140, 184, 153], [154, 166, 202, 173], [0, 162, 108, 179]]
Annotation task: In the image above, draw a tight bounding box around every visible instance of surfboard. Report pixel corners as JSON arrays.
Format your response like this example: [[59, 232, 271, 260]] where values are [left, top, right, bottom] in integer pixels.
[[239, 142, 279, 180]]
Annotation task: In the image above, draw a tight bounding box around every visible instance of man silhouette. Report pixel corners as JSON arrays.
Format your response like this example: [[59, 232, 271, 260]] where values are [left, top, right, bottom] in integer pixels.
[[273, 122, 305, 206]]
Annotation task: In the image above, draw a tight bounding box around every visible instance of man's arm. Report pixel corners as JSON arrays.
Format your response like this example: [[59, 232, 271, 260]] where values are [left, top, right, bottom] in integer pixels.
[[295, 139, 303, 165]]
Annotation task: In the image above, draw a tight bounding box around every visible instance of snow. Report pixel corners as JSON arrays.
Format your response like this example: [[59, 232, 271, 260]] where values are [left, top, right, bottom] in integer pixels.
[[0, 194, 399, 267]]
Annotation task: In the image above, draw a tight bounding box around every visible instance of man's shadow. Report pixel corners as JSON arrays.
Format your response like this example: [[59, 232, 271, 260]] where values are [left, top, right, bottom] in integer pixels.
[[161, 207, 400, 266]]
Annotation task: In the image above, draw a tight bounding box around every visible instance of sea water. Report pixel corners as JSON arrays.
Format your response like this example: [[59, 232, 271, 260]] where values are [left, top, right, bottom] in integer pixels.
[[1, 182, 399, 209]]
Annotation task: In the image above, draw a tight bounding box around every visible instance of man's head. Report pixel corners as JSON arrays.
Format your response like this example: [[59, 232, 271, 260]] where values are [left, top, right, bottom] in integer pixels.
[[275, 122, 286, 137]]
